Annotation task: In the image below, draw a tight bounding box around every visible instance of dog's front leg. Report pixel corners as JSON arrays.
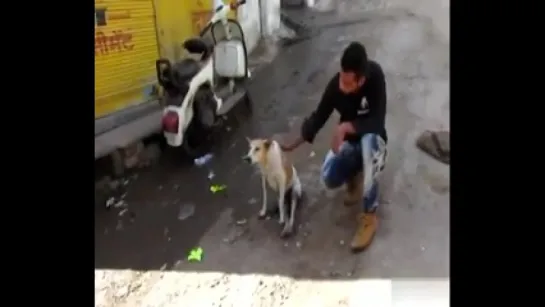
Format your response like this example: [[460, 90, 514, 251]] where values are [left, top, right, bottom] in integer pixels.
[[277, 181, 286, 225], [258, 175, 268, 219]]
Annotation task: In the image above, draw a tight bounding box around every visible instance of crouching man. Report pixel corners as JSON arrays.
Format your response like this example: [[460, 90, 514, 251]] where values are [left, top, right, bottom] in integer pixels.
[[280, 42, 388, 252]]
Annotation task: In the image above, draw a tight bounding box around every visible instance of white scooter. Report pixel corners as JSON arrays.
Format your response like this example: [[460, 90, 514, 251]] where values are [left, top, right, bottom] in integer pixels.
[[156, 0, 251, 157]]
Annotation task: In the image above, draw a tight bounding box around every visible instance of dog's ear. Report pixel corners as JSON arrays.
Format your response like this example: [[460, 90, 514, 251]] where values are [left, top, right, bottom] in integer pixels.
[[264, 139, 272, 150]]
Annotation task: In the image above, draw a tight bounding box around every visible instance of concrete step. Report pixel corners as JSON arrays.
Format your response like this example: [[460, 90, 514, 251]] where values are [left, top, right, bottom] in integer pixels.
[[95, 109, 163, 159]]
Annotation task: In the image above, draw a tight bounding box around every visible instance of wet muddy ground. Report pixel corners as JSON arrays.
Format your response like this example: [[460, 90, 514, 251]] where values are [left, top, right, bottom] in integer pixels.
[[95, 0, 449, 306]]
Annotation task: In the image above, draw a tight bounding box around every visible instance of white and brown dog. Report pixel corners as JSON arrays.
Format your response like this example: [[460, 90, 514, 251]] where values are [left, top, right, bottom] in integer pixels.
[[243, 138, 303, 238]]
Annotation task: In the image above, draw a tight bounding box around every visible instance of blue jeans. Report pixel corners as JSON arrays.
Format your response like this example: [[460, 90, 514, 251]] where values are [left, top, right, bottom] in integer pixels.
[[321, 133, 387, 212]]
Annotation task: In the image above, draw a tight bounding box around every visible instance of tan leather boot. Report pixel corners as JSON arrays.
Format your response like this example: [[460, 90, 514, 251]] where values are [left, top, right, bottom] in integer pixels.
[[350, 212, 378, 252], [344, 171, 363, 206]]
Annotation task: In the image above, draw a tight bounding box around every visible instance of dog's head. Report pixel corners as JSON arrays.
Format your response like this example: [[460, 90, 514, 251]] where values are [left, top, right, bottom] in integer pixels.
[[243, 137, 272, 165]]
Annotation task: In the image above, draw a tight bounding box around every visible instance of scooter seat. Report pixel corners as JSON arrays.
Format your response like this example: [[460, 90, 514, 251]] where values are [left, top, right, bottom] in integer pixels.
[[172, 58, 201, 85], [183, 37, 213, 60]]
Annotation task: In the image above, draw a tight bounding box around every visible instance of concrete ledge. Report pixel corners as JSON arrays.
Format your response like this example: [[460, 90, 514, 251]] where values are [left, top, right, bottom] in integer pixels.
[[281, 0, 306, 8], [95, 100, 161, 136], [95, 109, 163, 159]]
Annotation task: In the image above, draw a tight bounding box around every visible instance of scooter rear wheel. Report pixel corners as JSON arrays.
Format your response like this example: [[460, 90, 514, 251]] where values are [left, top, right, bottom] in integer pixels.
[[182, 88, 218, 158], [182, 121, 213, 159]]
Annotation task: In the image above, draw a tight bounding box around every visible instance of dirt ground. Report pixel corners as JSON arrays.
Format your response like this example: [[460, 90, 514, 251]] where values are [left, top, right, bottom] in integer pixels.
[[95, 0, 450, 306]]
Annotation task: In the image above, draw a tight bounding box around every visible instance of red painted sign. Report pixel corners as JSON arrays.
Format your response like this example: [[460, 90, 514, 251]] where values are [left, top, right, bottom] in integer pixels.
[[95, 29, 134, 56]]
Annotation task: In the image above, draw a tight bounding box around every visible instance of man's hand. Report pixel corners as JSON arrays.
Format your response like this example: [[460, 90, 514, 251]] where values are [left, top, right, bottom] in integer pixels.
[[279, 136, 304, 152], [331, 122, 356, 154], [279, 142, 296, 152]]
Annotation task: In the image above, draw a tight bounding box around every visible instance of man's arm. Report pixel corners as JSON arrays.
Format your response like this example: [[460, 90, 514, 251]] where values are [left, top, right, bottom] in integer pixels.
[[300, 77, 336, 143], [352, 64, 386, 136], [281, 76, 336, 151]]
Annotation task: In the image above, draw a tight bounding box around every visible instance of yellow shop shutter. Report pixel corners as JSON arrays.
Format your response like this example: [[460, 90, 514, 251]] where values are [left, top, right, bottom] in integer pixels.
[[94, 0, 159, 119]]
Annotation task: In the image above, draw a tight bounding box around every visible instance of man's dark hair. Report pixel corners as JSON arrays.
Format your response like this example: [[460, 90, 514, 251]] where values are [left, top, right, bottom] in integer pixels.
[[340, 42, 369, 78]]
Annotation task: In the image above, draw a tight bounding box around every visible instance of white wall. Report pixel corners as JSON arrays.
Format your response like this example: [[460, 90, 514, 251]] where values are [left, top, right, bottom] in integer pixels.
[[237, 0, 282, 53], [237, 0, 261, 52], [260, 0, 281, 37]]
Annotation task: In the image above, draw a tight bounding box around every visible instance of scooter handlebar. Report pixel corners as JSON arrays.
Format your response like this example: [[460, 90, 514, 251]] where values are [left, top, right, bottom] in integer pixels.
[[230, 0, 246, 10], [210, 1, 246, 25]]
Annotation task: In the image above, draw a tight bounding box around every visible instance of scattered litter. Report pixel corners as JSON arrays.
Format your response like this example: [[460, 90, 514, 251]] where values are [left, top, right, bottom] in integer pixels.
[[207, 171, 215, 180], [236, 219, 247, 225], [309, 151, 316, 158], [106, 197, 115, 208], [187, 247, 204, 262], [226, 126, 231, 132], [339, 240, 345, 246], [178, 203, 196, 221], [296, 241, 302, 248], [420, 245, 425, 251], [159, 263, 167, 271], [116, 220, 123, 231], [248, 198, 257, 205], [123, 179, 130, 186], [210, 184, 227, 193], [173, 184, 179, 190], [194, 153, 214, 166], [114, 200, 127, 208], [158, 185, 163, 190], [284, 242, 289, 247], [119, 208, 128, 216]]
